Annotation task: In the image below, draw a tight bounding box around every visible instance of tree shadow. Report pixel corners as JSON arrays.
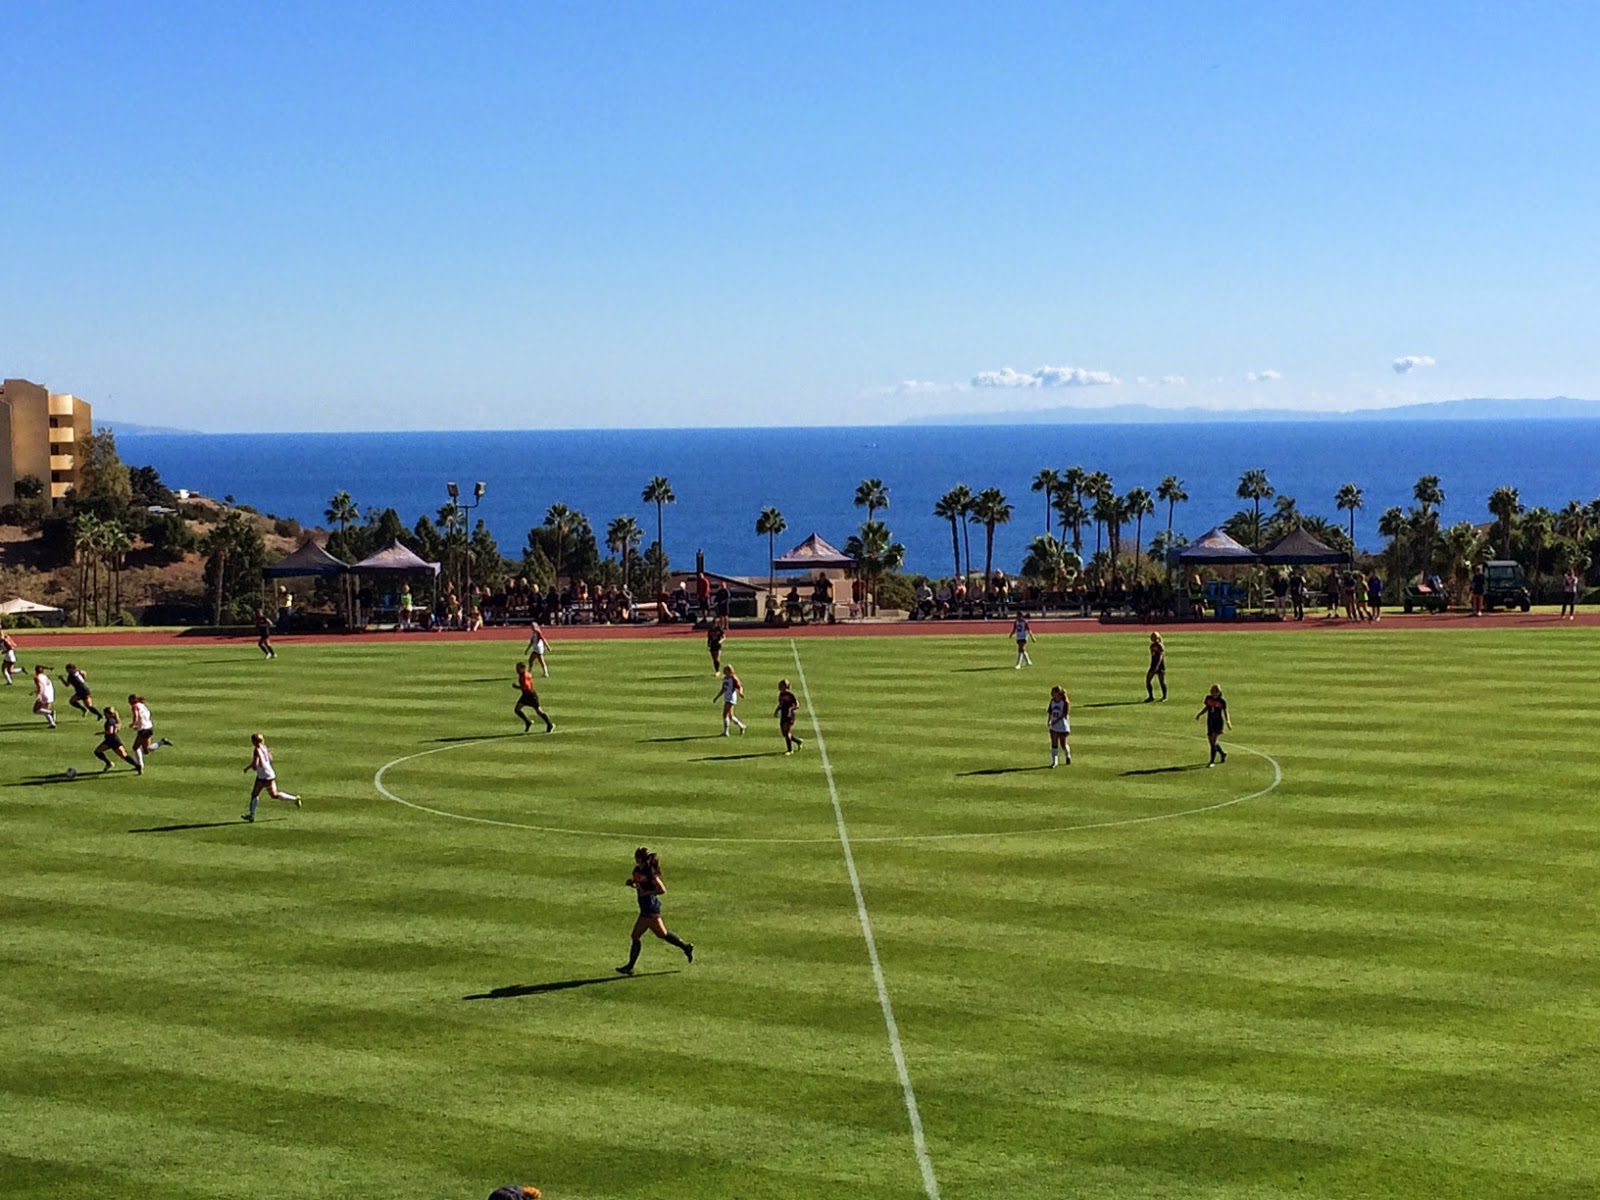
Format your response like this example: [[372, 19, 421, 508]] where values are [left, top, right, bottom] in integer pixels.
[[641, 735, 718, 743], [463, 971, 676, 1000], [1120, 764, 1204, 776], [130, 818, 258, 833], [957, 765, 1053, 776], [429, 733, 523, 743], [696, 752, 781, 762]]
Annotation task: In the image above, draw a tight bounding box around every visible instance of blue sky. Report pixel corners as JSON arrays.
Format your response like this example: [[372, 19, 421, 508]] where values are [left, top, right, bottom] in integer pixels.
[[3, 1, 1597, 432]]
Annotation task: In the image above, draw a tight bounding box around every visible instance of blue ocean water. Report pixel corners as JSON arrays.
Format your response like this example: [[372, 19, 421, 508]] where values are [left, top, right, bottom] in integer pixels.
[[116, 421, 1600, 578]]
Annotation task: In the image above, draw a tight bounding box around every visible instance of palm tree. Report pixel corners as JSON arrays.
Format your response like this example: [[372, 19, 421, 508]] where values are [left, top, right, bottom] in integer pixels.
[[544, 503, 576, 587], [1443, 521, 1487, 597], [844, 519, 905, 616], [1020, 534, 1079, 589], [1030, 469, 1062, 536], [933, 486, 971, 582], [325, 490, 359, 537], [72, 513, 101, 625], [1412, 474, 1446, 574], [103, 519, 133, 619], [755, 506, 786, 596], [854, 478, 889, 523], [1377, 505, 1412, 580], [1084, 471, 1113, 564], [1268, 494, 1301, 540], [1557, 499, 1588, 546], [1335, 483, 1364, 554], [969, 487, 1012, 588], [1156, 475, 1188, 536], [1522, 506, 1555, 583], [606, 515, 643, 591], [1052, 492, 1088, 558], [1487, 486, 1522, 558], [1235, 469, 1274, 550], [641, 476, 675, 589], [1124, 487, 1155, 577]]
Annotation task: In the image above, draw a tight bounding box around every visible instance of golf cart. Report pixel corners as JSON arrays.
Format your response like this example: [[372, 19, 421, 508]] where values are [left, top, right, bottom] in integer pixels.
[[1483, 560, 1532, 612], [1402, 574, 1451, 613]]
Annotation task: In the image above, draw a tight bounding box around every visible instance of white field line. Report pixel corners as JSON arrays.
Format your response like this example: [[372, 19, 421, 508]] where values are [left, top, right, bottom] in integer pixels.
[[791, 640, 941, 1200]]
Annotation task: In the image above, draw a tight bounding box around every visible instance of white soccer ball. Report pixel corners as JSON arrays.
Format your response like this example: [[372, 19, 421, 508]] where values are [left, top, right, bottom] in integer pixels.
[[66, 767, 77, 779]]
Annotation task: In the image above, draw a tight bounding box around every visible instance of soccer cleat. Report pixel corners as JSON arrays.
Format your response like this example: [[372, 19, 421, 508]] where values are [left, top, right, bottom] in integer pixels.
[[737, 723, 745, 735], [295, 796, 302, 808], [158, 738, 173, 747], [1219, 750, 1227, 763], [683, 943, 694, 963], [241, 813, 255, 822], [615, 965, 633, 976], [720, 729, 729, 737], [545, 724, 554, 734], [793, 738, 802, 750]]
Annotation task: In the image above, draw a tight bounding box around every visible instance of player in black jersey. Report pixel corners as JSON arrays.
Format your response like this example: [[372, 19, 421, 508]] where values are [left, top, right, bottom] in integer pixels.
[[775, 679, 803, 754], [1144, 632, 1167, 701], [94, 705, 140, 773], [707, 623, 725, 674], [617, 847, 694, 975], [62, 663, 102, 719]]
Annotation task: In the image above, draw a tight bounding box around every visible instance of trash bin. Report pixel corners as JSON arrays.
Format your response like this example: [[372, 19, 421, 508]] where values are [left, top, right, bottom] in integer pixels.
[[1218, 602, 1237, 619]]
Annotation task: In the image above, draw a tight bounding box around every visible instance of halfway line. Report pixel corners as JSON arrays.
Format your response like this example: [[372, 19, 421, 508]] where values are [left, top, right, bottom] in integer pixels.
[[791, 639, 941, 1200]]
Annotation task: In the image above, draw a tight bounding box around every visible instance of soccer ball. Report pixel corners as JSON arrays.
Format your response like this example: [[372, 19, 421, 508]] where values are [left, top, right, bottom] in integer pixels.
[[66, 767, 77, 779]]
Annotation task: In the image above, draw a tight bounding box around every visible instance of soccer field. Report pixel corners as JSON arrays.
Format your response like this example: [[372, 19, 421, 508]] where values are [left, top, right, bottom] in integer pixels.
[[2, 626, 1597, 1199]]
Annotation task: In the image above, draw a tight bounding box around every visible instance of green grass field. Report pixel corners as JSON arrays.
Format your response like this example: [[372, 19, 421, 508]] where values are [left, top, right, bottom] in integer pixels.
[[3, 626, 1598, 1199]]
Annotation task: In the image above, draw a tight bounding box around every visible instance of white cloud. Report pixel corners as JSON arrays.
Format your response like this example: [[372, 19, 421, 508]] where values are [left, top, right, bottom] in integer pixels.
[[1245, 369, 1282, 383], [972, 365, 1117, 389], [1392, 355, 1436, 374], [1159, 374, 1187, 387]]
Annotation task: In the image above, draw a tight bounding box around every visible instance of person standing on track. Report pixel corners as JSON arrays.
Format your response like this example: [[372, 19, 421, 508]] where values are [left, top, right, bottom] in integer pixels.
[[1047, 686, 1071, 767], [1012, 613, 1033, 668], [94, 705, 139, 773], [616, 846, 694, 975], [526, 622, 550, 676], [243, 732, 300, 821], [1144, 632, 1167, 701], [513, 661, 554, 733], [61, 663, 102, 719], [1561, 567, 1579, 619], [775, 678, 803, 754], [1195, 684, 1231, 766], [716, 665, 745, 735], [32, 664, 56, 728]]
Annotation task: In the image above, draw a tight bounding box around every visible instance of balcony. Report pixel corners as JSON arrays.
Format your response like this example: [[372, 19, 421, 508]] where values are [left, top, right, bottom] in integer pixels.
[[50, 454, 77, 472], [49, 426, 76, 444]]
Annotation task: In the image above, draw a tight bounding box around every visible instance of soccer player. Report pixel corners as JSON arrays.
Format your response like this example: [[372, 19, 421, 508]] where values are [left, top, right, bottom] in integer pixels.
[[1, 631, 20, 684], [1047, 686, 1071, 767], [243, 732, 300, 821], [526, 622, 550, 677], [61, 663, 102, 719], [775, 679, 803, 754], [706, 622, 725, 674], [1145, 632, 1167, 701], [32, 664, 56, 728], [716, 665, 745, 735], [513, 661, 554, 733], [254, 608, 277, 658], [616, 846, 694, 975], [127, 694, 171, 772], [1195, 684, 1232, 766], [1012, 613, 1033, 668], [94, 705, 140, 773]]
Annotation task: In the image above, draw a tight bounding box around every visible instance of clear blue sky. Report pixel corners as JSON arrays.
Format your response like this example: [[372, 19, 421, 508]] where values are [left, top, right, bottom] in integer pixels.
[[4, 1, 1597, 431]]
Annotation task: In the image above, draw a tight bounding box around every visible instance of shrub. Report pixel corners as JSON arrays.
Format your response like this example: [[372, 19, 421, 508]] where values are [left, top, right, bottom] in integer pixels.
[[273, 517, 301, 539]]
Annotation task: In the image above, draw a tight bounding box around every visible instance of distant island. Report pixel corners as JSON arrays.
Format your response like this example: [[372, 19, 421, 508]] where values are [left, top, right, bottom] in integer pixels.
[[101, 420, 198, 436], [905, 397, 1600, 426]]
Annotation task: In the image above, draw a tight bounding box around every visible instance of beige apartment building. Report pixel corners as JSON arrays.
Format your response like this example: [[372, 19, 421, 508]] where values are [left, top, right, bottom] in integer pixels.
[[0, 378, 93, 502]]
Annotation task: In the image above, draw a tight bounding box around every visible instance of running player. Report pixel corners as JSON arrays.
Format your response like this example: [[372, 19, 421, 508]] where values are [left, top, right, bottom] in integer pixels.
[[526, 622, 550, 677], [1012, 613, 1033, 668], [616, 846, 694, 975], [716, 665, 745, 735], [1047, 686, 1071, 766], [513, 661, 554, 733], [1, 630, 20, 684], [94, 705, 140, 773], [1144, 632, 1167, 702], [775, 679, 803, 754], [61, 663, 102, 719], [128, 694, 171, 771], [1195, 684, 1231, 766], [243, 732, 300, 821], [32, 664, 56, 728], [707, 623, 725, 674], [254, 608, 276, 658]]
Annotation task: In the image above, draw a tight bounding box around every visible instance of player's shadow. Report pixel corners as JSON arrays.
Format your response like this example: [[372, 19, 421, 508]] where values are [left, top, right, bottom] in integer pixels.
[[1080, 700, 1146, 708], [1, 721, 51, 731], [429, 733, 522, 743], [696, 752, 782, 762], [130, 818, 259, 833], [463, 971, 676, 1000], [952, 666, 1013, 672], [957, 765, 1053, 776], [642, 735, 718, 743], [1120, 764, 1205, 776], [642, 674, 705, 682], [18, 772, 110, 787]]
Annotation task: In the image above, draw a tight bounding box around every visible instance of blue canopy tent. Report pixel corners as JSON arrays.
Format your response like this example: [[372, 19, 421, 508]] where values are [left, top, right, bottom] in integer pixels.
[[262, 539, 354, 627]]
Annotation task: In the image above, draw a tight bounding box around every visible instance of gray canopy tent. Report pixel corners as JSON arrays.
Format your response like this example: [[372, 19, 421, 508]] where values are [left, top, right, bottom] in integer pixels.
[[1258, 527, 1350, 566], [351, 540, 441, 628], [771, 532, 856, 571], [262, 539, 355, 626], [1169, 527, 1257, 565]]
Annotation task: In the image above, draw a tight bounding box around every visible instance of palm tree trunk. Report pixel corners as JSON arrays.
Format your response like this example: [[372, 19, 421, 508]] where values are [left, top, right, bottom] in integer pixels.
[[983, 523, 996, 587], [948, 518, 960, 582]]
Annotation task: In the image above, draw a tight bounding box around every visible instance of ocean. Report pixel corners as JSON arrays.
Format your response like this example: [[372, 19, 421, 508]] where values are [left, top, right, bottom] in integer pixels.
[[116, 421, 1600, 579]]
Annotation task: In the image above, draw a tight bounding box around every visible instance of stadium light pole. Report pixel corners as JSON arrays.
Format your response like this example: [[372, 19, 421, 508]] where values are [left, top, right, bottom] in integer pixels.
[[446, 481, 486, 605]]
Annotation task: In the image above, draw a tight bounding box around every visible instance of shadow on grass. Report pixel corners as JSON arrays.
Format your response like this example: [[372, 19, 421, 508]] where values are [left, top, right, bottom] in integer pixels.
[[952, 666, 1014, 673], [957, 765, 1053, 776], [1080, 700, 1147, 708], [464, 971, 676, 1000], [17, 771, 114, 787], [1, 721, 55, 731], [695, 751, 782, 762], [1120, 764, 1204, 776], [641, 674, 707, 682], [429, 733, 523, 743], [641, 735, 718, 743], [130, 818, 257, 833]]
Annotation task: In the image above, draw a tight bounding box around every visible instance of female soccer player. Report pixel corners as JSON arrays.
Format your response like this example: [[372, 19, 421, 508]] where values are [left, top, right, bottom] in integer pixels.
[[1195, 684, 1232, 766], [716, 665, 745, 735], [94, 705, 139, 773], [0, 630, 18, 685], [1144, 632, 1167, 701], [526, 622, 550, 676], [774, 679, 803, 754], [616, 846, 694, 975], [32, 664, 56, 729], [513, 661, 554, 733], [1011, 613, 1033, 668], [1047, 686, 1071, 767], [127, 694, 171, 771], [706, 622, 725, 674], [243, 732, 300, 821], [254, 608, 276, 658], [61, 663, 101, 719]]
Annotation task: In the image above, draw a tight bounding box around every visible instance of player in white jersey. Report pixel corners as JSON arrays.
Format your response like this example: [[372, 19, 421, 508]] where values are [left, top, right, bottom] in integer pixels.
[[716, 666, 746, 735], [1012, 614, 1033, 668], [242, 732, 300, 822], [127, 694, 172, 772], [33, 665, 56, 728], [1047, 686, 1072, 767]]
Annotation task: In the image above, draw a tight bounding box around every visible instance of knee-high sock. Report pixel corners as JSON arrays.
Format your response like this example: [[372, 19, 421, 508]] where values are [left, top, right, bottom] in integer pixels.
[[625, 938, 642, 969], [663, 931, 688, 950]]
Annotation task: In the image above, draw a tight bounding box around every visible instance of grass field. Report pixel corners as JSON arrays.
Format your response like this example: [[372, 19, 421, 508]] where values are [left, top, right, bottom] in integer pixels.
[[3, 625, 1598, 1199]]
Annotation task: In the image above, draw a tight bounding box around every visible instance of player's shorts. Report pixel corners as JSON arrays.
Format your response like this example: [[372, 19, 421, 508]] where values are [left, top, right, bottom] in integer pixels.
[[1048, 720, 1070, 735], [533, 640, 547, 656], [517, 689, 540, 706], [98, 734, 123, 751], [637, 893, 662, 917], [256, 768, 276, 782]]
